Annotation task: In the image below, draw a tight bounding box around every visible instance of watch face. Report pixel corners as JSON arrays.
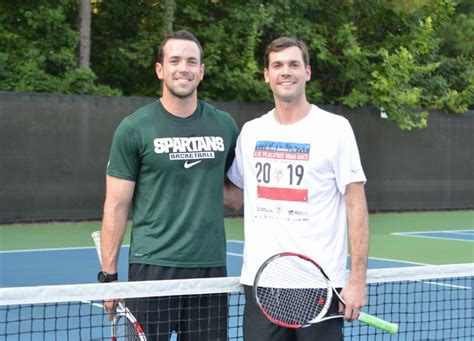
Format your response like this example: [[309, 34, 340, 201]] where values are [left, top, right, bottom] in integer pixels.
[[98, 271, 117, 283], [98, 271, 107, 282]]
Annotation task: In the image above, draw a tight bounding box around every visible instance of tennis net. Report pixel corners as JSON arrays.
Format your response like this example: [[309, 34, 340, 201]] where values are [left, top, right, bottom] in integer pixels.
[[0, 263, 472, 340]]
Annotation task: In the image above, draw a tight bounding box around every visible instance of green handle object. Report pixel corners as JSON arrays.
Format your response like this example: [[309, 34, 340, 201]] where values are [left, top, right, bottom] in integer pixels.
[[358, 312, 399, 334]]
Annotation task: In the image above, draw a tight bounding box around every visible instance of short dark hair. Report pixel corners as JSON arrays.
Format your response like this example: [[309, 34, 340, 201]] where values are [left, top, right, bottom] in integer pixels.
[[156, 30, 203, 64], [264, 37, 309, 68]]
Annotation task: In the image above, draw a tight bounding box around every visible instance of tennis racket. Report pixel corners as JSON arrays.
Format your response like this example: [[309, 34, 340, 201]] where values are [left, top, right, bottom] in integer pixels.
[[91, 231, 147, 341], [253, 252, 398, 334]]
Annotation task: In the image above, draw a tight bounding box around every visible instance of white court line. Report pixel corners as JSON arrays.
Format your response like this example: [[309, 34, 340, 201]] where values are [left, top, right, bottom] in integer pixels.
[[455, 230, 474, 235], [391, 230, 474, 242], [228, 243, 429, 266], [0, 246, 125, 253], [398, 230, 474, 234], [0, 243, 430, 267], [227, 252, 242, 257], [82, 300, 104, 309], [0, 243, 244, 255], [393, 229, 473, 234], [0, 239, 460, 278], [0, 246, 102, 253], [367, 256, 430, 266], [365, 258, 473, 292], [421, 280, 472, 290]]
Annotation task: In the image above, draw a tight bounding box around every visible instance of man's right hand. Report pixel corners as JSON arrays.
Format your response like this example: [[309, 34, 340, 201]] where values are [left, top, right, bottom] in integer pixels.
[[103, 299, 121, 320]]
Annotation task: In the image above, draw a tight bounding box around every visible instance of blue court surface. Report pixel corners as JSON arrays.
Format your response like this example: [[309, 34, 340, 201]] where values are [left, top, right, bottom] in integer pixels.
[[0, 241, 472, 340], [0, 240, 424, 288]]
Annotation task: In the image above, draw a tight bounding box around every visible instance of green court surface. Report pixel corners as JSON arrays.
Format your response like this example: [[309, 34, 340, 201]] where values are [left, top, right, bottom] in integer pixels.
[[0, 211, 472, 265]]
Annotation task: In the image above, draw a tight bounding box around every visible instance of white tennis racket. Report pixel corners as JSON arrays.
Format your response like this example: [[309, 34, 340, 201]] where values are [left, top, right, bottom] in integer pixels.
[[91, 231, 147, 341], [253, 252, 398, 334]]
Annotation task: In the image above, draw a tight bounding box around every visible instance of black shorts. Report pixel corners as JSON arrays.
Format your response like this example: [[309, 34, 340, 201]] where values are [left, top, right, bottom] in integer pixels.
[[243, 285, 343, 341], [127, 264, 228, 341]]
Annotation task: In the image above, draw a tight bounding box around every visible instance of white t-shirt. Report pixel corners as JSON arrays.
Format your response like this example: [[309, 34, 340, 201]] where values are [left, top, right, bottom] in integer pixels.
[[227, 105, 366, 287]]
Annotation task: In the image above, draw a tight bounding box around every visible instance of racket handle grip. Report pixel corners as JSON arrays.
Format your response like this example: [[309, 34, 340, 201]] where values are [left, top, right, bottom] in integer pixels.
[[358, 312, 399, 334]]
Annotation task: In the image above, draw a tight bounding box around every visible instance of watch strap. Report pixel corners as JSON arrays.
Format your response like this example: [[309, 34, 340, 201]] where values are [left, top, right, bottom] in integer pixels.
[[98, 271, 118, 283]]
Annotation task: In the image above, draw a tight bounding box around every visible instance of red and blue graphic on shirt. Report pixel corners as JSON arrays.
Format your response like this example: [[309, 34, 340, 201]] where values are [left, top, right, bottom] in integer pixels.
[[254, 141, 310, 202]]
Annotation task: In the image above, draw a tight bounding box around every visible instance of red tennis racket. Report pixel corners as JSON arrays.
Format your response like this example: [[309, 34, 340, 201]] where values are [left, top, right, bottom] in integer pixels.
[[253, 252, 398, 334]]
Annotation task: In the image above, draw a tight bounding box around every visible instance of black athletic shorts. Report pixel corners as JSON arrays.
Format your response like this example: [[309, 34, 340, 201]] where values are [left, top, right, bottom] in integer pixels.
[[127, 264, 228, 341], [243, 285, 343, 341]]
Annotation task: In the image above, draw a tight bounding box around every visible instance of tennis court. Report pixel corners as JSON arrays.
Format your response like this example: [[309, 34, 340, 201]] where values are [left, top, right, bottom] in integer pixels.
[[0, 211, 473, 339]]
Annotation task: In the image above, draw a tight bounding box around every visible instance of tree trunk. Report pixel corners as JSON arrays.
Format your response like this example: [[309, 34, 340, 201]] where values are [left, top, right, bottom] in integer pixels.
[[79, 0, 92, 68], [163, 0, 175, 34]]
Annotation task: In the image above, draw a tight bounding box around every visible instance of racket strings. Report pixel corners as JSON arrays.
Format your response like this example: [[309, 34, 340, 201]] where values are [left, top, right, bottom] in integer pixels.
[[257, 287, 329, 324], [115, 315, 143, 340], [113, 303, 145, 340], [256, 255, 331, 326]]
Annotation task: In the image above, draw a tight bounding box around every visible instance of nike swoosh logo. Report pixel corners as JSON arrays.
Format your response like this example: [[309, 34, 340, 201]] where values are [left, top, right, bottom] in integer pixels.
[[184, 160, 202, 169]]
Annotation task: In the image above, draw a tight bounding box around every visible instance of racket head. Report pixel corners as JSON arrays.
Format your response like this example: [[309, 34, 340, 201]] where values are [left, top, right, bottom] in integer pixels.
[[253, 252, 333, 328], [112, 302, 146, 340]]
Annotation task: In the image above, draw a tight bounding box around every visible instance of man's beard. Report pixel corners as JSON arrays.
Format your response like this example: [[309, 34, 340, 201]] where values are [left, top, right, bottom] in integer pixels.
[[166, 83, 197, 99], [170, 88, 195, 98]]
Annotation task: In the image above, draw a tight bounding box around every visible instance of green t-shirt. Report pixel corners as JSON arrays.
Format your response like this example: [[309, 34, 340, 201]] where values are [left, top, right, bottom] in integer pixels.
[[107, 100, 239, 267]]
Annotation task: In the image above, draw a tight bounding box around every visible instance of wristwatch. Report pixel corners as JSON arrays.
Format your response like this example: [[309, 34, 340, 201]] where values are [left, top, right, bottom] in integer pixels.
[[97, 271, 118, 283]]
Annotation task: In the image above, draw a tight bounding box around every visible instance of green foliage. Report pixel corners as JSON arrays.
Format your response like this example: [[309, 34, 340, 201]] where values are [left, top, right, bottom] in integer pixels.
[[439, 0, 474, 56], [370, 47, 434, 129], [173, 0, 270, 101], [0, 0, 119, 96], [89, 0, 164, 96], [1, 0, 471, 129], [417, 56, 473, 112]]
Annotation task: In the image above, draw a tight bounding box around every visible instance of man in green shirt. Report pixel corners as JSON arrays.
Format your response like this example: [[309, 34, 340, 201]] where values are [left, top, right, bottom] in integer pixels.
[[98, 30, 239, 340]]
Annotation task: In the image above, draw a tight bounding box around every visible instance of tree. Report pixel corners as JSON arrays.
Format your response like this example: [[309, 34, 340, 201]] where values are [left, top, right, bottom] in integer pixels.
[[175, 0, 270, 101], [434, 0, 474, 111], [1, 0, 470, 129], [79, 0, 92, 68], [0, 0, 119, 95], [439, 0, 474, 56], [89, 0, 164, 96], [249, 0, 470, 129], [163, 0, 175, 34]]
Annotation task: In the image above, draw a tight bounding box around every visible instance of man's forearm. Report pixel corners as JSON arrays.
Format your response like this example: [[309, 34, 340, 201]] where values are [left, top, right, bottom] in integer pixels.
[[100, 176, 135, 274], [348, 225, 368, 287], [100, 202, 129, 274], [346, 183, 369, 286]]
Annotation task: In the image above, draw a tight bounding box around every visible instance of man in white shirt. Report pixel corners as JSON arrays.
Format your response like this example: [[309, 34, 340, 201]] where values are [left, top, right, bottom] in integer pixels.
[[226, 37, 369, 340]]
